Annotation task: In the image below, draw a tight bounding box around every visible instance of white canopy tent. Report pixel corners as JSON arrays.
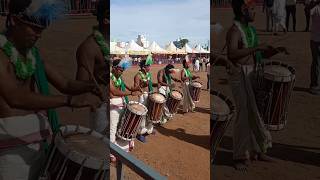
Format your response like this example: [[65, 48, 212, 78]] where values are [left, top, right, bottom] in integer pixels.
[[148, 41, 168, 54], [194, 44, 210, 53], [182, 43, 198, 53], [165, 42, 186, 55], [126, 40, 150, 55], [110, 41, 126, 55]]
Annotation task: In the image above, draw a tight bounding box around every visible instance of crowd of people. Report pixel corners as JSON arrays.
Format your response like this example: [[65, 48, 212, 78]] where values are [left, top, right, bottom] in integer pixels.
[[263, 0, 316, 33]]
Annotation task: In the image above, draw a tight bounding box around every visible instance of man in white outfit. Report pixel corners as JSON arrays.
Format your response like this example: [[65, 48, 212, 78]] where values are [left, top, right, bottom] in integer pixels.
[[133, 56, 158, 142], [157, 64, 181, 124], [110, 58, 141, 162]]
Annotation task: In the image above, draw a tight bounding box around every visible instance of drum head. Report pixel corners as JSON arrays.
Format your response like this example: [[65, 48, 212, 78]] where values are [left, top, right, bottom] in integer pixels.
[[192, 81, 202, 88], [64, 134, 106, 160], [150, 93, 166, 103], [55, 125, 108, 170], [127, 101, 148, 116], [171, 90, 183, 100], [264, 63, 294, 82], [211, 91, 234, 121]]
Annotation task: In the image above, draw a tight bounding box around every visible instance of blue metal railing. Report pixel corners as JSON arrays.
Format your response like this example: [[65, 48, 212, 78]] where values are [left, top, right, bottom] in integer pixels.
[[110, 141, 167, 180]]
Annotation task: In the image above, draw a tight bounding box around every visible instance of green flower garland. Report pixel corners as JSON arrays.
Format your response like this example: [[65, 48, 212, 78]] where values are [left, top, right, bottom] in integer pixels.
[[0, 34, 36, 80], [93, 27, 109, 62]]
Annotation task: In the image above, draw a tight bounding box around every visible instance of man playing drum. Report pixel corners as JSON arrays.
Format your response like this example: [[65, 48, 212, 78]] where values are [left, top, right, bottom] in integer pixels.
[[227, 0, 288, 172], [157, 64, 181, 124], [110, 58, 141, 161], [76, 0, 108, 134], [134, 55, 158, 142], [181, 57, 200, 113], [0, 0, 102, 178]]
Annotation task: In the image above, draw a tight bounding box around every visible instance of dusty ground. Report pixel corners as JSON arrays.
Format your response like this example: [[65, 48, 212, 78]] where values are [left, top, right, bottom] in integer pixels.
[[110, 64, 210, 180], [211, 5, 320, 180], [0, 15, 210, 180]]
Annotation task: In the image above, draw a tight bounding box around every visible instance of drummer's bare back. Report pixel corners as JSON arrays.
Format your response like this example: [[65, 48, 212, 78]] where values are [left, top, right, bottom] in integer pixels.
[[76, 35, 107, 86]]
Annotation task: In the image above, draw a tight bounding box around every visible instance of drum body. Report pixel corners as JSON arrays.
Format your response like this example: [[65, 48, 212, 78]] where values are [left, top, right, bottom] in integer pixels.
[[117, 101, 148, 141], [166, 90, 183, 114], [41, 125, 108, 180], [211, 91, 235, 163], [255, 61, 295, 131], [147, 93, 166, 123], [190, 81, 202, 102]]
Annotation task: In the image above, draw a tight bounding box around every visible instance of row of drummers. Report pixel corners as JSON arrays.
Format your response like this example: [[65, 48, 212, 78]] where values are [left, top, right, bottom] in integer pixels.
[[110, 60, 203, 153], [211, 60, 296, 162]]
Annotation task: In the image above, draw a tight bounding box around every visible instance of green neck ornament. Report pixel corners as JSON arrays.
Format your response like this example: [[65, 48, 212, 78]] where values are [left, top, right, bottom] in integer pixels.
[[164, 73, 172, 95], [234, 21, 262, 64], [0, 34, 36, 80], [139, 71, 153, 92], [93, 27, 109, 62], [184, 68, 192, 79], [111, 72, 129, 103]]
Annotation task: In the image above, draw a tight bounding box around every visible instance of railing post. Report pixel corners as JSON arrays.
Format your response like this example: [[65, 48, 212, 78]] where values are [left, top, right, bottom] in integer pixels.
[[116, 161, 124, 180]]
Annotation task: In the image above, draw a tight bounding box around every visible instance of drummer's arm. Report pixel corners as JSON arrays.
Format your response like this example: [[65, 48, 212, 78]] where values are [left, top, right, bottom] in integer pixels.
[[157, 71, 169, 86], [133, 74, 142, 91], [172, 77, 181, 83], [192, 75, 200, 80], [110, 80, 132, 97], [227, 27, 257, 64]]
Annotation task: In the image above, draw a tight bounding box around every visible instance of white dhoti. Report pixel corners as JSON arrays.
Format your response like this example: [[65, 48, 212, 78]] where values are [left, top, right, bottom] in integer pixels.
[[182, 82, 195, 113], [90, 103, 108, 134], [158, 86, 173, 124], [229, 65, 272, 160], [0, 114, 51, 180], [138, 92, 153, 135], [110, 98, 130, 152]]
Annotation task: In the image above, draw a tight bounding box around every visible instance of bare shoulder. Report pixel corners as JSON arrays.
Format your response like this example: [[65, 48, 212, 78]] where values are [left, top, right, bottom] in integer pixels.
[[226, 25, 240, 40], [77, 35, 99, 59]]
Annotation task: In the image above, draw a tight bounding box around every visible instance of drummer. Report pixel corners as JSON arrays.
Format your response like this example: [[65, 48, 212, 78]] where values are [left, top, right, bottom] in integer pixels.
[[227, 0, 288, 171], [133, 55, 158, 142], [157, 64, 181, 124], [0, 0, 103, 178], [181, 56, 200, 113], [110, 58, 141, 160], [75, 0, 108, 134]]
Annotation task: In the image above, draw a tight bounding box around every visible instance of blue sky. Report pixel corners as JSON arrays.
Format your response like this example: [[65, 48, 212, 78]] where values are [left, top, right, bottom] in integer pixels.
[[110, 0, 210, 48]]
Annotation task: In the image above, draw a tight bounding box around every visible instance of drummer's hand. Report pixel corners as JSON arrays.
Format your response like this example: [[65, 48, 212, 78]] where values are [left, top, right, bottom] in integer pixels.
[[256, 44, 272, 52], [131, 91, 142, 96], [276, 47, 290, 55], [69, 93, 102, 110]]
